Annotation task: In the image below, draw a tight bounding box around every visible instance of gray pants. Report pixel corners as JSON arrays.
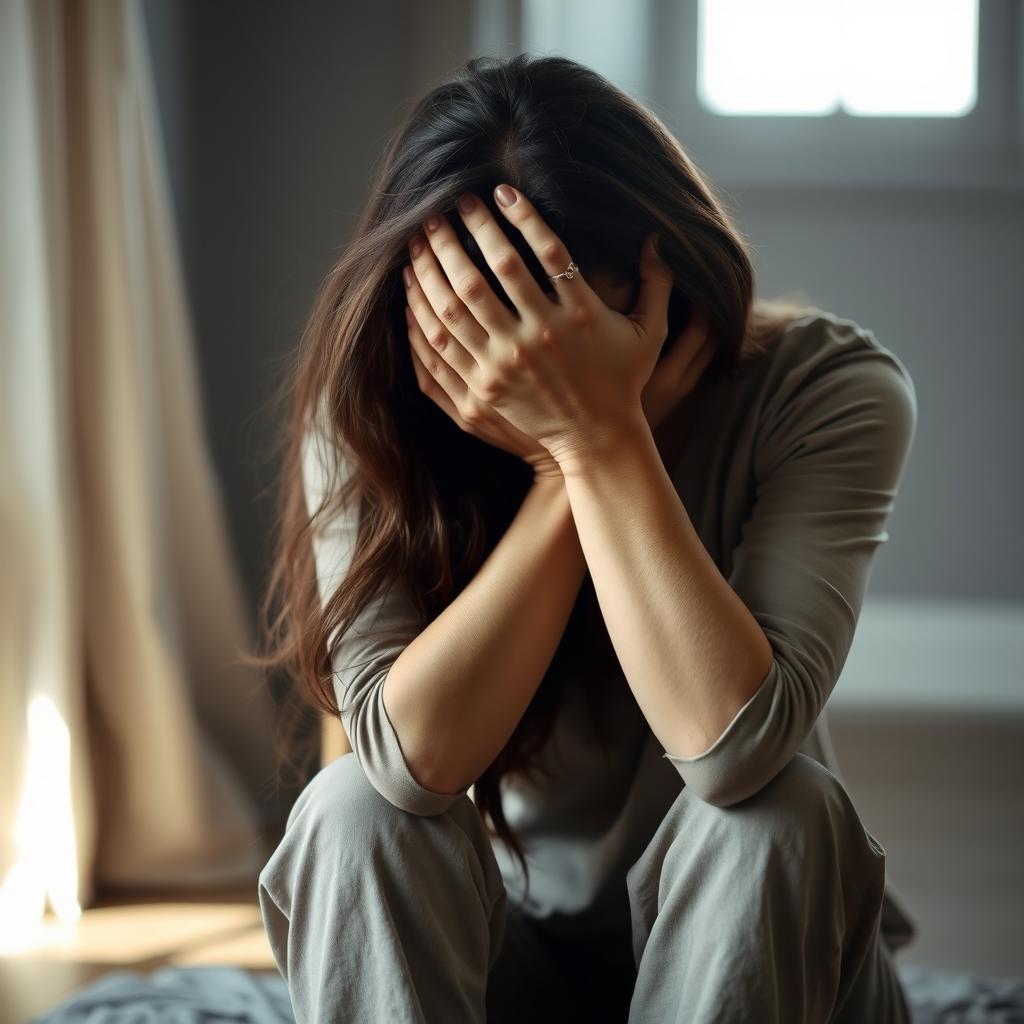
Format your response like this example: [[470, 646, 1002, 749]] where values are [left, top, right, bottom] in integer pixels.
[[257, 750, 911, 1023]]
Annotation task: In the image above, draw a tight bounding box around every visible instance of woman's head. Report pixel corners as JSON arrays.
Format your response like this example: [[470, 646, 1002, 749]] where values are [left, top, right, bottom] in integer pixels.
[[252, 52, 814, 896], [351, 52, 766, 372]]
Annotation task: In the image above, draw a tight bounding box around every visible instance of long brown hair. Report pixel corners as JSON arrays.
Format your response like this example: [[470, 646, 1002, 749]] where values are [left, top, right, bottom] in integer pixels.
[[249, 52, 815, 896]]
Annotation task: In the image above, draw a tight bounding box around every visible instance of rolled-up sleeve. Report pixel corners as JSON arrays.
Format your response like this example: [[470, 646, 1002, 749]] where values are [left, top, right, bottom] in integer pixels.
[[301, 422, 471, 816], [663, 341, 918, 806]]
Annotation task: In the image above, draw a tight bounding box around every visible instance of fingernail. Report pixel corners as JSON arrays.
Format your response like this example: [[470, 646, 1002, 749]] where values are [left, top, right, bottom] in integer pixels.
[[457, 193, 475, 214], [425, 215, 441, 232], [403, 265, 414, 287], [410, 236, 423, 257], [494, 184, 517, 207]]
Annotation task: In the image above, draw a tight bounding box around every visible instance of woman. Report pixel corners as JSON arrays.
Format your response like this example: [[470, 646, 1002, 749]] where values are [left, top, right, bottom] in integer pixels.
[[254, 53, 918, 1023]]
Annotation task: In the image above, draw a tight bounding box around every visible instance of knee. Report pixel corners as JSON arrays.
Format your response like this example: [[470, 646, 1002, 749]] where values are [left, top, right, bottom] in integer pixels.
[[283, 751, 410, 851], [274, 751, 492, 881], [262, 751, 501, 921], [259, 752, 429, 907], [678, 753, 884, 869], [742, 752, 850, 827]]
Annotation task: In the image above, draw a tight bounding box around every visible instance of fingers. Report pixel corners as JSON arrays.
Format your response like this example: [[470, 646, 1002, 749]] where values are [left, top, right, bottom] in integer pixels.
[[417, 213, 516, 348], [662, 306, 715, 384], [630, 233, 674, 342], [453, 191, 553, 321], [409, 227, 491, 360], [405, 302, 469, 423], [490, 184, 593, 309], [404, 256, 479, 382]]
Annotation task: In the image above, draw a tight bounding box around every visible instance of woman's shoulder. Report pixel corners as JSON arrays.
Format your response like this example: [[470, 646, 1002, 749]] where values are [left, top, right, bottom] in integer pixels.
[[770, 307, 913, 383], [731, 308, 918, 487], [754, 308, 918, 435]]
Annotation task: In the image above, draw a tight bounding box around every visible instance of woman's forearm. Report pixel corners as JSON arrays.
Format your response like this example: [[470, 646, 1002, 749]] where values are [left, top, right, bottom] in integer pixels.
[[558, 410, 772, 760], [383, 474, 587, 794]]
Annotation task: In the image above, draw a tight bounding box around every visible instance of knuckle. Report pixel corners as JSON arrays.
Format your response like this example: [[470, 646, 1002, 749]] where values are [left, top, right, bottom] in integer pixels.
[[493, 250, 520, 278], [536, 324, 560, 347], [568, 303, 596, 329], [540, 240, 564, 266], [460, 401, 485, 426], [477, 374, 504, 403], [439, 302, 460, 328], [454, 271, 487, 305], [509, 342, 531, 368], [427, 327, 448, 349]]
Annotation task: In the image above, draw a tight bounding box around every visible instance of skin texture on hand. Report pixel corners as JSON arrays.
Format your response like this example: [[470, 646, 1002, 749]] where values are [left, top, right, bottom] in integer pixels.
[[402, 184, 715, 471]]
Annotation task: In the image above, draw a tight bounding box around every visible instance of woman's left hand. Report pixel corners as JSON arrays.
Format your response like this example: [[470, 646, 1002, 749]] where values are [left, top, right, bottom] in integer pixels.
[[404, 184, 674, 469]]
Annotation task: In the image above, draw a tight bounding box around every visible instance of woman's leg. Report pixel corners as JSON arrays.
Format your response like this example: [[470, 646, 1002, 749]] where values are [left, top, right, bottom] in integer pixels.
[[624, 752, 912, 1024], [257, 751, 507, 1023]]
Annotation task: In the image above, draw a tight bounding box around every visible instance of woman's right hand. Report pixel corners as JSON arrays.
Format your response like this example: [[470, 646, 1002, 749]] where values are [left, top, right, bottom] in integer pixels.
[[406, 304, 564, 479], [406, 298, 714, 477]]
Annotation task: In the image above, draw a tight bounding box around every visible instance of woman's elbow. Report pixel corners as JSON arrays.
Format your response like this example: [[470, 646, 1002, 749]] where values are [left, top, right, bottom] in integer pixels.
[[662, 751, 786, 809]]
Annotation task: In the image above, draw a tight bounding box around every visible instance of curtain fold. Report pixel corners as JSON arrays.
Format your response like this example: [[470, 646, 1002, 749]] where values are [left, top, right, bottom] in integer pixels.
[[0, 0, 276, 934]]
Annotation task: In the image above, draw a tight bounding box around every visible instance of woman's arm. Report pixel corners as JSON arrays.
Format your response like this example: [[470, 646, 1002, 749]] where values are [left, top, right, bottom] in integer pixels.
[[552, 345, 918, 806], [385, 473, 586, 795], [303, 418, 589, 811]]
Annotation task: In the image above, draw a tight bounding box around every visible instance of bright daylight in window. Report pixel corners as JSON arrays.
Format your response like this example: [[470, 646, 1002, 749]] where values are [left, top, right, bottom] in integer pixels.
[[697, 0, 978, 117]]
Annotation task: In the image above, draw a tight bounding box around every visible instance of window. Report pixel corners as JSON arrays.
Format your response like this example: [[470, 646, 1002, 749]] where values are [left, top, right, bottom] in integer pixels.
[[697, 0, 978, 118], [656, 0, 1020, 189]]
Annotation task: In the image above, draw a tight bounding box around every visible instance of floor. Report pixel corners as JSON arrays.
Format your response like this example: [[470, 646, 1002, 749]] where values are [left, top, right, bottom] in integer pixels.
[[830, 706, 1024, 980], [0, 870, 281, 1024]]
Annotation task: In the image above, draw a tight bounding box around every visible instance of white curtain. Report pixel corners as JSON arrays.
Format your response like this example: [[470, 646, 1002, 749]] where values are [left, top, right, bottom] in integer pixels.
[[0, 0, 277, 940]]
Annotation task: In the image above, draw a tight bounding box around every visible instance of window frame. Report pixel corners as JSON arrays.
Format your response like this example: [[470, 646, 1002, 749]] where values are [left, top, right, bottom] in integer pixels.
[[648, 0, 1023, 190]]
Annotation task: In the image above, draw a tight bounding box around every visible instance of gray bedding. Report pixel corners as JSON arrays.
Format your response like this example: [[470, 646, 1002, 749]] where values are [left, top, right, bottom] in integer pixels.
[[30, 962, 1024, 1022]]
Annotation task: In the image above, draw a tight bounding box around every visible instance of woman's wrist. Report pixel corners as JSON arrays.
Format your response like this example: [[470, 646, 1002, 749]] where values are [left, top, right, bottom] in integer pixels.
[[529, 467, 567, 494], [523, 450, 565, 484], [526, 469, 584, 564]]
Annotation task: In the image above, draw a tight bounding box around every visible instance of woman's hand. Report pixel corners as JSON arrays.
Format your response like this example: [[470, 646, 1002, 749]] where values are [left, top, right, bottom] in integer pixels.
[[641, 305, 716, 431], [405, 303, 563, 479], [403, 184, 677, 470], [406, 304, 713, 479]]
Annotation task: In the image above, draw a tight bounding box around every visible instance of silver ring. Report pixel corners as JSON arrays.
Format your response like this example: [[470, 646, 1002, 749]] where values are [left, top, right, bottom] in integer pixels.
[[548, 260, 579, 282]]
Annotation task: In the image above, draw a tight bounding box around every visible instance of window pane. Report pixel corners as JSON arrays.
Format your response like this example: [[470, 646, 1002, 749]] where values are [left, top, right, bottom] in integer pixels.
[[698, 0, 841, 115], [839, 0, 977, 116], [698, 0, 978, 117]]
